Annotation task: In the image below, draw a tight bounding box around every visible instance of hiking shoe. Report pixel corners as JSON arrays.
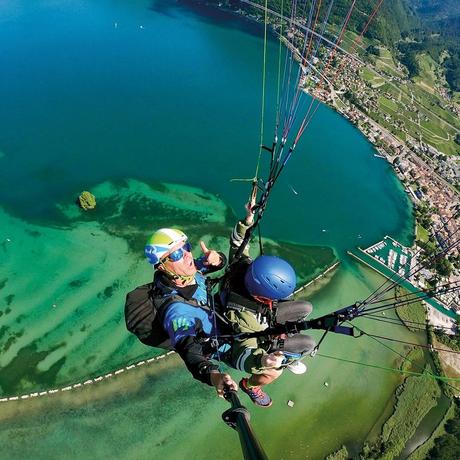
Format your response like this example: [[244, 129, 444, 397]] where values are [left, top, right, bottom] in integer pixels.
[[239, 378, 272, 408], [286, 361, 307, 375]]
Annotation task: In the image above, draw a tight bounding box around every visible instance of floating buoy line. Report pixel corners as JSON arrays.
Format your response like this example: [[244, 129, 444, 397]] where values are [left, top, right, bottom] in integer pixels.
[[0, 350, 176, 404]]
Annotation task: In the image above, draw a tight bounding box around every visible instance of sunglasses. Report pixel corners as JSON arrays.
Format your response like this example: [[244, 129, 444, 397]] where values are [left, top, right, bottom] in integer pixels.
[[165, 242, 192, 262]]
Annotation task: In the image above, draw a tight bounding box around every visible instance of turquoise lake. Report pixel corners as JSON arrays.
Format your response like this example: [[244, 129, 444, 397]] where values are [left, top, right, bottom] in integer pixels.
[[0, 0, 413, 251], [0, 1, 419, 459]]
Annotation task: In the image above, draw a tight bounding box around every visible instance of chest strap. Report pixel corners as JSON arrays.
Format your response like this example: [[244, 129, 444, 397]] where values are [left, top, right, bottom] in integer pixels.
[[226, 291, 265, 315]]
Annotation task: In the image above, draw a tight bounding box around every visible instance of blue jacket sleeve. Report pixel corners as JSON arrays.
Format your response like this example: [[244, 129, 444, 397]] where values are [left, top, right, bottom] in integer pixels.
[[162, 302, 213, 347], [162, 302, 219, 386]]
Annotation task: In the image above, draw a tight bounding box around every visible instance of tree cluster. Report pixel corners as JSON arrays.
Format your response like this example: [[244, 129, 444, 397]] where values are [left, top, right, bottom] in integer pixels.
[[415, 201, 434, 229], [445, 52, 460, 92], [418, 238, 453, 278], [343, 90, 367, 113], [434, 329, 460, 352]]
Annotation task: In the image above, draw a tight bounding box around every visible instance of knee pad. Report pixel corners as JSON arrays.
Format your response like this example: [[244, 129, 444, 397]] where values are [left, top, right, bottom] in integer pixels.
[[270, 334, 316, 356]]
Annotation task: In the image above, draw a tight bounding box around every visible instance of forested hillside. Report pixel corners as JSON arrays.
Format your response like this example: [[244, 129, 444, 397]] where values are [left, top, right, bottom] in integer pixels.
[[410, 0, 460, 38], [231, 0, 418, 46], [408, 1, 460, 92], [225, 0, 460, 93]]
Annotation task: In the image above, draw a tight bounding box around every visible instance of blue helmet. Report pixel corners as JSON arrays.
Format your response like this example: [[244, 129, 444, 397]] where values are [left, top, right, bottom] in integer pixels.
[[244, 255, 296, 300]]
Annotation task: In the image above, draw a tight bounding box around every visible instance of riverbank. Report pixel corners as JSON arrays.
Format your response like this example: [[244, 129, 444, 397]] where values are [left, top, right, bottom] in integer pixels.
[[408, 399, 456, 460]]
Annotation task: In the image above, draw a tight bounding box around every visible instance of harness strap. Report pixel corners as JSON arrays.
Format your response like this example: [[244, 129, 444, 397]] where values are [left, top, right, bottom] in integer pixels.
[[226, 291, 266, 315]]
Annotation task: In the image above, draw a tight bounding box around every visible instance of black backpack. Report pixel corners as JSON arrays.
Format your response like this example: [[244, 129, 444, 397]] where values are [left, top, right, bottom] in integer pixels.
[[124, 282, 206, 349], [124, 283, 172, 349]]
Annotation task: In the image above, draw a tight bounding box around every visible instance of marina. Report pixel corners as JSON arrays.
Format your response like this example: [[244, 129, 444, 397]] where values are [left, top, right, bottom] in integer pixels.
[[348, 237, 459, 323]]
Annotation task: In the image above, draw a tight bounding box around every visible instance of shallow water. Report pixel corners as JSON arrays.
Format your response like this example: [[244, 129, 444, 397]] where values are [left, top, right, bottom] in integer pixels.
[[0, 1, 421, 458]]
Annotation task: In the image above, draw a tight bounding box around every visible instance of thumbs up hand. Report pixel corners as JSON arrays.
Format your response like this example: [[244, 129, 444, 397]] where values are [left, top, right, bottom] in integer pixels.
[[200, 241, 222, 267]]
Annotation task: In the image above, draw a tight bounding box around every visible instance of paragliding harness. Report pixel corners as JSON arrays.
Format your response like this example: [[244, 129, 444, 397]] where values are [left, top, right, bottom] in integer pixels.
[[221, 303, 363, 347], [124, 274, 233, 353], [219, 257, 277, 324], [124, 280, 221, 350]]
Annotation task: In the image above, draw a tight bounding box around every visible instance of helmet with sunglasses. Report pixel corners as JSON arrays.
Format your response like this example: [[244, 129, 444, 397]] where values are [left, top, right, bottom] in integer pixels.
[[145, 228, 188, 265], [244, 255, 296, 301]]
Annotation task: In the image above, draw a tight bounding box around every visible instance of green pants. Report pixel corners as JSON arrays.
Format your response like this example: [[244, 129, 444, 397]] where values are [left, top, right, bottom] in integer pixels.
[[223, 301, 316, 375], [225, 310, 271, 375]]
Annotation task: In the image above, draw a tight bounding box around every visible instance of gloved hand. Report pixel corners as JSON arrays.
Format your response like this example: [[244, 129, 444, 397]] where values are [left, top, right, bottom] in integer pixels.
[[261, 351, 284, 368]]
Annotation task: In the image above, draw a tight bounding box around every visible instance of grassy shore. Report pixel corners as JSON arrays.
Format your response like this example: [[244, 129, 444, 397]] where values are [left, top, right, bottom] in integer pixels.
[[395, 291, 428, 332], [361, 367, 441, 459]]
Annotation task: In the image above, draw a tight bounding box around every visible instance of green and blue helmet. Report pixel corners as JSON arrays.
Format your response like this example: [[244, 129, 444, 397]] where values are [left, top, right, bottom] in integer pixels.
[[144, 228, 188, 265]]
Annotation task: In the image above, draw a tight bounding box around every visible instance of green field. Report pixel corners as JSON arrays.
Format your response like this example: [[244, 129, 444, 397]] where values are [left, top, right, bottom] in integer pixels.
[[324, 17, 460, 156], [360, 67, 385, 88], [416, 223, 430, 243], [378, 95, 399, 112], [339, 29, 374, 53], [414, 53, 438, 93], [410, 84, 460, 130], [374, 81, 459, 155], [375, 47, 403, 79]]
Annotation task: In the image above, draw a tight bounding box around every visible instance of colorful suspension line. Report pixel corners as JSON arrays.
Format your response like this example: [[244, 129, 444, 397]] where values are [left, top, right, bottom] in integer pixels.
[[282, 0, 317, 138], [364, 279, 460, 308], [283, 1, 319, 140], [332, 0, 386, 80], [274, 0, 285, 138], [366, 238, 460, 308], [294, 0, 358, 144], [358, 283, 460, 316], [362, 332, 460, 356], [280, 0, 335, 140], [360, 314, 455, 335], [255, 0, 270, 179], [284, 0, 336, 138], [280, 0, 301, 142], [347, 322, 460, 392], [235, 0, 447, 289], [360, 227, 460, 309], [317, 353, 460, 383], [296, 0, 387, 140], [362, 314, 457, 333]]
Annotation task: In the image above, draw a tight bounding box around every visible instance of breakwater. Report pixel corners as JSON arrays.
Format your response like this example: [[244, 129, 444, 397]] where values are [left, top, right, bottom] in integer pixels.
[[294, 261, 340, 295]]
